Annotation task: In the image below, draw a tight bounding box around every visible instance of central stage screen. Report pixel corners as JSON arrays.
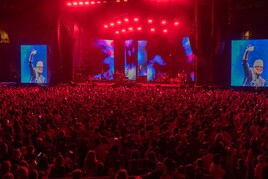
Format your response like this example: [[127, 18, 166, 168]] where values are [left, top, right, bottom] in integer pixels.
[[125, 40, 137, 80], [138, 40, 148, 77], [91, 39, 114, 80], [147, 37, 194, 84], [231, 39, 268, 87], [85, 38, 194, 84]]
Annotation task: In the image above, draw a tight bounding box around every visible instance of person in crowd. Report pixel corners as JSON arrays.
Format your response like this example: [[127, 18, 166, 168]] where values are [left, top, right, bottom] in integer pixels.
[[254, 155, 268, 179], [209, 154, 225, 179], [115, 169, 128, 179], [83, 150, 99, 177], [0, 160, 13, 178]]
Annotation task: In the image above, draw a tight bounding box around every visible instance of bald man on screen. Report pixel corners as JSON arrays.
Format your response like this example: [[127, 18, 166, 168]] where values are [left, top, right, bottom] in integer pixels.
[[29, 49, 45, 83], [242, 46, 265, 87]]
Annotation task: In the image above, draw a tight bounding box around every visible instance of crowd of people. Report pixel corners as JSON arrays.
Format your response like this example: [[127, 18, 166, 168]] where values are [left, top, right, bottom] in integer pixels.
[[0, 84, 267, 179]]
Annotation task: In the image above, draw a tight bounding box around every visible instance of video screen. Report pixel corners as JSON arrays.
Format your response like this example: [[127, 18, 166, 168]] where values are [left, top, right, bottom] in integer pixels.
[[91, 39, 114, 80], [138, 40, 148, 77], [21, 45, 47, 84], [147, 55, 167, 81], [147, 37, 194, 84], [231, 40, 268, 87], [182, 37, 195, 82], [125, 40, 137, 80]]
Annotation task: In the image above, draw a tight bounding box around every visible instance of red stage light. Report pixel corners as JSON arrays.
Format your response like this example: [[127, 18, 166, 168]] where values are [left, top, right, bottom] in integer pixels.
[[137, 27, 142, 31], [148, 19, 153, 23], [110, 23, 115, 26], [67, 1, 104, 7], [122, 29, 126, 32], [163, 29, 168, 33], [117, 21, 122, 24], [149, 0, 179, 2], [104, 24, 108, 28], [134, 18, 139, 22], [128, 27, 133, 31], [161, 20, 167, 25], [150, 28, 155, 32], [174, 22, 179, 26], [115, 31, 120, 34], [124, 18, 129, 22]]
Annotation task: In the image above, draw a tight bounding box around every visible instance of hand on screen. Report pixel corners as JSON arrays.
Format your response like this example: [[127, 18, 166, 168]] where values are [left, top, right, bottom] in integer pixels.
[[247, 46, 254, 52], [31, 49, 37, 55]]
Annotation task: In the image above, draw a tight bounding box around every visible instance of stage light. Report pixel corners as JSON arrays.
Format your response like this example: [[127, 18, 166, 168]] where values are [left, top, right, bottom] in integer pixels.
[[124, 0, 128, 2], [134, 18, 139, 22], [163, 29, 168, 33], [174, 22, 179, 26], [124, 18, 129, 22], [115, 31, 120, 34], [137, 27, 142, 31], [148, 0, 180, 2], [110, 23, 115, 26], [161, 20, 167, 25], [117, 21, 122, 24], [116, 0, 120, 2], [104, 24, 108, 28], [67, 0, 107, 7], [148, 19, 153, 23], [150, 28, 155, 32], [128, 27, 133, 31], [122, 29, 126, 32]]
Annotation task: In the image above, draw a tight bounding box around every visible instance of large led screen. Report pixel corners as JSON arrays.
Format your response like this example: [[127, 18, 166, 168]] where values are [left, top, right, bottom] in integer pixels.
[[125, 40, 137, 80], [21, 45, 47, 84], [231, 40, 268, 87], [147, 37, 194, 84], [91, 40, 114, 80], [182, 37, 194, 83], [138, 40, 148, 77]]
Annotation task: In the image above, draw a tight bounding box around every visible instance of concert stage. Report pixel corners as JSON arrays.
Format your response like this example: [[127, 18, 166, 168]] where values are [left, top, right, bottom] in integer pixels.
[[69, 80, 192, 89]]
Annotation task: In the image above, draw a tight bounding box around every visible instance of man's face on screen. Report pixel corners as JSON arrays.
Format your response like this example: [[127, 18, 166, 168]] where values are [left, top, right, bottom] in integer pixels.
[[254, 66, 263, 75], [37, 66, 43, 74]]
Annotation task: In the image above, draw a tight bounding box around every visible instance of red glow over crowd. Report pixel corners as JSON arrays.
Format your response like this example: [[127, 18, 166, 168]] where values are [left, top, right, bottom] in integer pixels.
[[0, 85, 267, 178]]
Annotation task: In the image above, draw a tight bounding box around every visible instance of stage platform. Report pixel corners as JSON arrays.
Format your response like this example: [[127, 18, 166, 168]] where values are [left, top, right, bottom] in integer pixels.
[[0, 81, 191, 88], [61, 81, 191, 89]]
